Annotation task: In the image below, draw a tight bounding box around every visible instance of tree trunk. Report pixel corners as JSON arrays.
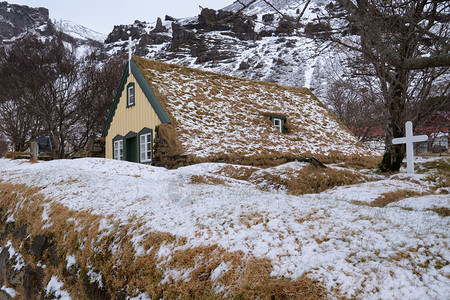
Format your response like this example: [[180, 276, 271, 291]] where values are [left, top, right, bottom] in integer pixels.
[[379, 69, 409, 172]]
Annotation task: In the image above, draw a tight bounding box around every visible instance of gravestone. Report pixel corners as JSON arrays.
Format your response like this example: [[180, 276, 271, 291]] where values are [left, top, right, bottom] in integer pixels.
[[30, 141, 38, 162], [392, 121, 428, 174]]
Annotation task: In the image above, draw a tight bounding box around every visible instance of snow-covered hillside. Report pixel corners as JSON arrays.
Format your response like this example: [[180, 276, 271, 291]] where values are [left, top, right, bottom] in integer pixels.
[[53, 19, 106, 43], [103, 0, 345, 98], [0, 157, 448, 299]]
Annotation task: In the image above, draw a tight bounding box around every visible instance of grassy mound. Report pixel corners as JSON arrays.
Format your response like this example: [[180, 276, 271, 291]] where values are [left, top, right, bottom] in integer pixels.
[[0, 182, 327, 299]]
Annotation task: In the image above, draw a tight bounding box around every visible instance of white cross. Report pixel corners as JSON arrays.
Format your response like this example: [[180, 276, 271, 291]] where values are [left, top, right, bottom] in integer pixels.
[[128, 36, 132, 73], [392, 121, 428, 174]]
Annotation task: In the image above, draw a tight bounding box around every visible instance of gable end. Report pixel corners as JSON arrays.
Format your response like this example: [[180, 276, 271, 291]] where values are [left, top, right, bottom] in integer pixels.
[[102, 59, 171, 137]]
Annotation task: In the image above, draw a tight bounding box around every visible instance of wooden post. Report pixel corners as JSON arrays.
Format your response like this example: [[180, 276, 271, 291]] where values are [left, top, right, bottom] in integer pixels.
[[30, 141, 38, 162]]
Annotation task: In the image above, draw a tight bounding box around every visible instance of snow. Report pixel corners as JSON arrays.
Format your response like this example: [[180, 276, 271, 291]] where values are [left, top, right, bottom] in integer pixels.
[[54, 19, 106, 43], [127, 293, 151, 300], [1, 286, 17, 298], [66, 254, 77, 269], [4, 240, 25, 271], [388, 194, 449, 211], [321, 179, 430, 204], [0, 157, 449, 299], [44, 276, 71, 299]]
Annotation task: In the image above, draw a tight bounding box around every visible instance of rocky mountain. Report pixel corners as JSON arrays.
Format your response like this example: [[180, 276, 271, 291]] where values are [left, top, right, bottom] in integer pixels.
[[0, 0, 344, 99], [0, 1, 49, 41], [102, 0, 340, 98], [0, 1, 105, 47]]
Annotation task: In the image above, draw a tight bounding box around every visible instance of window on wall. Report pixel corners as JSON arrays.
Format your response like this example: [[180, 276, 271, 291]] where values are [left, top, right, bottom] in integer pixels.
[[273, 118, 282, 132], [140, 133, 152, 163], [127, 83, 135, 107], [270, 114, 287, 133], [113, 140, 123, 160]]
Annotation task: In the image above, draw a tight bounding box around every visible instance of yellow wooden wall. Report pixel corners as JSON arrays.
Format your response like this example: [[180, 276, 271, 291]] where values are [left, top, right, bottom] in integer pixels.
[[105, 73, 162, 159]]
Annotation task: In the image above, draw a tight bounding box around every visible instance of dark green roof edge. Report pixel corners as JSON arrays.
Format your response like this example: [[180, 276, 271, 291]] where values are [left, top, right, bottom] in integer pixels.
[[102, 59, 171, 137], [270, 113, 287, 120]]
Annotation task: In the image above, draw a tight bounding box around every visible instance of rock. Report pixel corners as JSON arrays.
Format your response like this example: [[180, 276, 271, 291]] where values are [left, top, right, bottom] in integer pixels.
[[239, 61, 250, 70], [277, 16, 296, 35], [105, 24, 145, 44], [12, 225, 27, 240], [171, 23, 196, 48], [198, 8, 218, 31], [0, 247, 8, 279], [30, 235, 47, 259], [82, 271, 111, 300], [138, 32, 171, 47], [22, 264, 44, 300], [262, 13, 274, 23], [0, 2, 49, 39], [232, 16, 259, 41], [152, 17, 167, 33], [165, 15, 176, 21], [0, 245, 24, 288], [0, 290, 13, 300], [0, 222, 15, 243], [196, 8, 234, 32], [259, 29, 274, 37]]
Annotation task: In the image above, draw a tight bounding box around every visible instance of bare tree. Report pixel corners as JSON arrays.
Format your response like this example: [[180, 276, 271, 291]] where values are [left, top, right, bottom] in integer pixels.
[[0, 99, 33, 151], [72, 54, 126, 152], [0, 28, 125, 159], [0, 133, 8, 157], [1, 31, 84, 158], [326, 76, 384, 142], [255, 0, 449, 171]]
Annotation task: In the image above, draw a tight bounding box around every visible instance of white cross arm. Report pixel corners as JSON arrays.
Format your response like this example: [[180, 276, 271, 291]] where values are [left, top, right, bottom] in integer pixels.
[[392, 134, 428, 145]]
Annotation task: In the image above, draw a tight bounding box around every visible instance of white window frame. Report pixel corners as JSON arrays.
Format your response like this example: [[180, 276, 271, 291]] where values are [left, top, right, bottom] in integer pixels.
[[273, 118, 282, 132], [114, 140, 123, 160], [140, 133, 152, 163], [127, 85, 134, 106]]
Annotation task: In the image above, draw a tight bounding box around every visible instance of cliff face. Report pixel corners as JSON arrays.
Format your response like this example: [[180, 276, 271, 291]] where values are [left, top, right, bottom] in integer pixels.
[[0, 1, 49, 40], [0, 1, 105, 48]]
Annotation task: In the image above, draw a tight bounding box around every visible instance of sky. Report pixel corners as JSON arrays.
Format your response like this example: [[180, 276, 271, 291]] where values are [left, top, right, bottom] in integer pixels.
[[7, 0, 236, 34]]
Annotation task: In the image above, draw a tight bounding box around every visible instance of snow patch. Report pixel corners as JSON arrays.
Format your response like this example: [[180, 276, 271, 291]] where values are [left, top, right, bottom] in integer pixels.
[[44, 276, 71, 299], [66, 254, 77, 269], [1, 286, 17, 297]]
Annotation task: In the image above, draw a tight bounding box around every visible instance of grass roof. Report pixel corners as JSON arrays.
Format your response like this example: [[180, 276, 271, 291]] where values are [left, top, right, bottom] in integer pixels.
[[133, 56, 370, 161]]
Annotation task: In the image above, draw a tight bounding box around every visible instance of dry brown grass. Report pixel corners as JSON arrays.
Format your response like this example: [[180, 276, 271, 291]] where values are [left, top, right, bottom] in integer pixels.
[[239, 212, 265, 228], [215, 165, 260, 181], [153, 124, 186, 167], [190, 174, 226, 185], [351, 189, 429, 208], [4, 151, 31, 159], [430, 207, 450, 217], [372, 190, 427, 207], [417, 158, 450, 190], [0, 182, 329, 299], [249, 165, 367, 195], [309, 152, 381, 169]]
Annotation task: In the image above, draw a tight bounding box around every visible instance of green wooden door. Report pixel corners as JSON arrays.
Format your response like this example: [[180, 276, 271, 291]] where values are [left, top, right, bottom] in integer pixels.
[[125, 136, 138, 162]]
